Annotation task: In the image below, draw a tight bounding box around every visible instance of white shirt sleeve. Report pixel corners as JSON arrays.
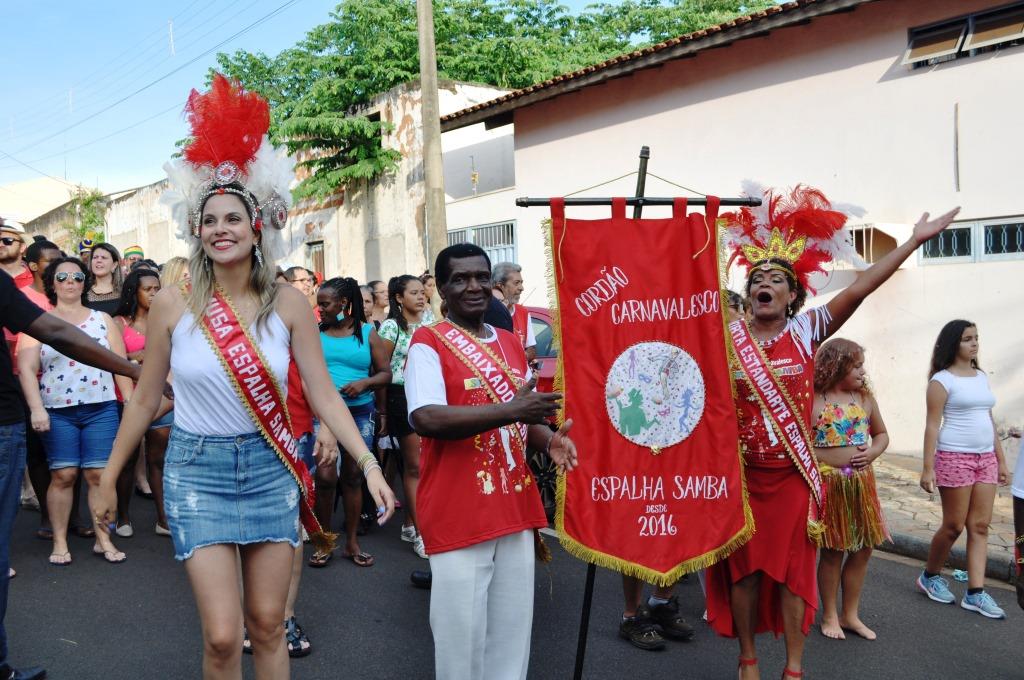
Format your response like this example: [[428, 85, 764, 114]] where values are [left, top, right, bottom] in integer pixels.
[[524, 313, 537, 349], [404, 342, 448, 426]]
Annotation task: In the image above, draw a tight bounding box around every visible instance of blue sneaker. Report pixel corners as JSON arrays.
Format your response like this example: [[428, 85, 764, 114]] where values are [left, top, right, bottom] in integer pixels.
[[961, 591, 1006, 619], [917, 572, 955, 604]]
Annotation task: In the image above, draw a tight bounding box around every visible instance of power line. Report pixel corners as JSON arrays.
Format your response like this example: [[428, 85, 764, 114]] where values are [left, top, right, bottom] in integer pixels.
[[5, 0, 301, 159]]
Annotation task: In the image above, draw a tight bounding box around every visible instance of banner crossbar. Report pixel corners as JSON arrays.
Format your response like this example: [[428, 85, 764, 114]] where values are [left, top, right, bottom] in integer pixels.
[[516, 196, 761, 208]]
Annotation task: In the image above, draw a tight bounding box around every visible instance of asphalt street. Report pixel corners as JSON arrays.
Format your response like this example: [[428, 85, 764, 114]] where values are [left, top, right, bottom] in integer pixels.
[[6, 498, 1021, 679]]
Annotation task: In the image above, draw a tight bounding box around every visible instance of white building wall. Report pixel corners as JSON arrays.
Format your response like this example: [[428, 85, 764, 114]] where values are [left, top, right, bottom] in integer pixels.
[[500, 0, 1023, 453]]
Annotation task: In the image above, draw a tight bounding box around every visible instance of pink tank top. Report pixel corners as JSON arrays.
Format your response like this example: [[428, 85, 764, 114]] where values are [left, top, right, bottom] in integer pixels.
[[120, 320, 146, 354]]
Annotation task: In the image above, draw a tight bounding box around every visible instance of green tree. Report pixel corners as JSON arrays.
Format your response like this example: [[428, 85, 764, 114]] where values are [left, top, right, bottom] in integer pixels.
[[62, 187, 106, 247], [215, 0, 774, 200]]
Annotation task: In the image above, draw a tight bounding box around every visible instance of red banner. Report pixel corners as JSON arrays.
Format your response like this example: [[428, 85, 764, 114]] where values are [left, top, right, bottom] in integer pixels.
[[549, 197, 751, 585]]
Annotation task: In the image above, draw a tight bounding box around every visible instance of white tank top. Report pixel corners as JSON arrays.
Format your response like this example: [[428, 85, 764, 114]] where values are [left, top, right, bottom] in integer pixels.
[[39, 310, 116, 408], [170, 309, 290, 436]]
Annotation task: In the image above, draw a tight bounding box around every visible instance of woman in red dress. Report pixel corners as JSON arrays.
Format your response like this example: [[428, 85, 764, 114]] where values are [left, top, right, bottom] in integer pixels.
[[706, 186, 958, 680]]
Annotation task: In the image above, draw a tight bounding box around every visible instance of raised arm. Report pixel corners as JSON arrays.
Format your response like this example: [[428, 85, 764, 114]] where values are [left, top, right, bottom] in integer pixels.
[[823, 208, 960, 339]]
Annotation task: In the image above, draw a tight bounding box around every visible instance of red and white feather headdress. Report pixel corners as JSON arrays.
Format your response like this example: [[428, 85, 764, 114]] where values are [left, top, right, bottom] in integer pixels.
[[722, 182, 865, 294], [161, 74, 293, 262]]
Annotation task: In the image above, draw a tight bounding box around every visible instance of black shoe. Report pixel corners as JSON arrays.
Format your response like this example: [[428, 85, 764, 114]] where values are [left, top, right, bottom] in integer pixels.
[[410, 570, 432, 589], [618, 616, 665, 650], [0, 663, 47, 680], [642, 596, 694, 641]]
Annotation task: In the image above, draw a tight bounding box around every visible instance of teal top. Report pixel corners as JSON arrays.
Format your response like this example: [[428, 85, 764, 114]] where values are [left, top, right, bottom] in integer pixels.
[[320, 323, 374, 406]]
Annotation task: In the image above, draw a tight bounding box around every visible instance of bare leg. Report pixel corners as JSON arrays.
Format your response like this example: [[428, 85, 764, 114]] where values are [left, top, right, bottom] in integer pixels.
[[240, 542, 293, 680], [146, 427, 171, 530], [817, 549, 845, 639], [1013, 496, 1023, 610], [964, 482, 996, 590], [185, 544, 245, 680], [925, 485, 971, 574], [46, 468, 77, 562], [838, 547, 875, 639], [780, 584, 807, 675], [622, 575, 644, 617], [339, 454, 364, 558], [731, 572, 761, 680], [26, 435, 51, 529], [135, 442, 152, 494], [400, 433, 421, 531], [115, 445, 141, 529], [85, 469, 123, 558], [284, 544, 303, 619]]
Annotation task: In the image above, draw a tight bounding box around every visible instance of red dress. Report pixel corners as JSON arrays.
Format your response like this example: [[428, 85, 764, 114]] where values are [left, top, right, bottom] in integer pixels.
[[707, 315, 819, 638]]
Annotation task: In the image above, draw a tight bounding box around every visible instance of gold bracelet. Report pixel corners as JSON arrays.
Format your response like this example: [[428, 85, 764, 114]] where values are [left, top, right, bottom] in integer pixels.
[[356, 452, 375, 471]]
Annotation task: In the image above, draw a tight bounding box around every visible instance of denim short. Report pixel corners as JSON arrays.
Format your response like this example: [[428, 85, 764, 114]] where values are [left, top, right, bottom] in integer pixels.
[[41, 401, 120, 470], [163, 427, 301, 561], [149, 409, 174, 430], [313, 402, 376, 475]]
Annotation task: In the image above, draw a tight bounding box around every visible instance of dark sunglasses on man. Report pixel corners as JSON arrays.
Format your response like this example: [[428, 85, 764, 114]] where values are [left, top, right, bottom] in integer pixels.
[[0, 237, 22, 246], [55, 271, 86, 283]]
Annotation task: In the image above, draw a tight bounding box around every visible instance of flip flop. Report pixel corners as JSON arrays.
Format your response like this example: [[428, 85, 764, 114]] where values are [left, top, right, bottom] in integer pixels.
[[8, 567, 16, 578], [48, 552, 72, 567], [92, 547, 127, 564], [35, 527, 54, 540], [72, 526, 96, 538], [308, 550, 332, 568], [341, 551, 375, 567]]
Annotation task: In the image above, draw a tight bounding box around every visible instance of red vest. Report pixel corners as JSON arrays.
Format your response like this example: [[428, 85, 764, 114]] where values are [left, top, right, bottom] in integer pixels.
[[410, 322, 547, 554]]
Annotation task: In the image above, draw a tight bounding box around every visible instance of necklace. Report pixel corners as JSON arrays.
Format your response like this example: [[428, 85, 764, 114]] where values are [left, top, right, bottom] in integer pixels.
[[753, 324, 788, 349]]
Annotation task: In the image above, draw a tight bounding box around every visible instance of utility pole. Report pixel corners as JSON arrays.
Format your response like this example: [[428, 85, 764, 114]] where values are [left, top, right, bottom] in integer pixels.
[[416, 0, 447, 312]]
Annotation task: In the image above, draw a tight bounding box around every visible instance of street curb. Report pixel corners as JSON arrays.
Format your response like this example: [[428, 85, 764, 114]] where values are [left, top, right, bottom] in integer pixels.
[[878, 531, 1017, 583]]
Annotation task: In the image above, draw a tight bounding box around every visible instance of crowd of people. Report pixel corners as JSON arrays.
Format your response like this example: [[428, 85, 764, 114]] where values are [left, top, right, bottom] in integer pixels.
[[0, 78, 1021, 680]]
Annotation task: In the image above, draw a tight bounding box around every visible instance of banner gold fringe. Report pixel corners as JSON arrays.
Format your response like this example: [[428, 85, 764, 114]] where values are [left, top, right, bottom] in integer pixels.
[[544, 215, 755, 586]]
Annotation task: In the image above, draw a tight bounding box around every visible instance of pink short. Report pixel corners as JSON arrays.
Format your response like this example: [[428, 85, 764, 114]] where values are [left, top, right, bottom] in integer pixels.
[[934, 450, 997, 487]]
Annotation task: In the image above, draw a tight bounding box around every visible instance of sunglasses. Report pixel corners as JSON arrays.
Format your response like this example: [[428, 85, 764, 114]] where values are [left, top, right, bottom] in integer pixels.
[[55, 271, 86, 283], [0, 237, 22, 246]]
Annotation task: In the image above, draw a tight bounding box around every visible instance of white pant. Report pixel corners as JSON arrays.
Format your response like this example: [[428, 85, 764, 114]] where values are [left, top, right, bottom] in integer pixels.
[[429, 530, 535, 680]]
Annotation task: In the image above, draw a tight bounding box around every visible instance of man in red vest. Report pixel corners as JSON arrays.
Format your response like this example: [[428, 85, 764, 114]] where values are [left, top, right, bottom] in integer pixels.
[[492, 262, 536, 364], [405, 243, 577, 679]]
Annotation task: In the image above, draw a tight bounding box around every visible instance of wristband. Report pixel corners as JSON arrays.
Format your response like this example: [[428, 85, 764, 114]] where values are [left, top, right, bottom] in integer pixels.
[[362, 461, 382, 477]]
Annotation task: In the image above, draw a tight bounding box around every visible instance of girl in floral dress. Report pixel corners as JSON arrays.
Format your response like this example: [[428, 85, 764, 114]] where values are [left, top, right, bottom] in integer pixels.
[[812, 338, 890, 641]]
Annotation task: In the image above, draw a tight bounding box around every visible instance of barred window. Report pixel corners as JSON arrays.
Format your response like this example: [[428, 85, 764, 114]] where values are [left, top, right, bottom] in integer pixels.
[[921, 227, 973, 260], [983, 222, 1024, 257], [447, 221, 517, 264]]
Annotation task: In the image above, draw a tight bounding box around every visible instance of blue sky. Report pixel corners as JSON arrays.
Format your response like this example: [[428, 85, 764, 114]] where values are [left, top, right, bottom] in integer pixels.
[[0, 0, 664, 196]]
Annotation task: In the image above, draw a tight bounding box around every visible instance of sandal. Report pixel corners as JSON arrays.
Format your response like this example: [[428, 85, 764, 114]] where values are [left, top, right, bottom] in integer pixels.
[[8, 567, 16, 578], [242, 628, 252, 655], [782, 669, 804, 678], [285, 616, 312, 658], [35, 527, 54, 540], [92, 546, 127, 564], [48, 552, 72, 567], [738, 656, 757, 680], [341, 551, 374, 567], [308, 550, 332, 568]]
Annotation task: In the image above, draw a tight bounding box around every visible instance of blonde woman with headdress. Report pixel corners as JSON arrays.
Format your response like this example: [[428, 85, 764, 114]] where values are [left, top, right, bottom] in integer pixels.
[[91, 75, 396, 678]]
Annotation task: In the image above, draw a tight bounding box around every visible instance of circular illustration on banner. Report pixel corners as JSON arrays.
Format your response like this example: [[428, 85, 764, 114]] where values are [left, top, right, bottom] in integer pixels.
[[605, 342, 705, 452]]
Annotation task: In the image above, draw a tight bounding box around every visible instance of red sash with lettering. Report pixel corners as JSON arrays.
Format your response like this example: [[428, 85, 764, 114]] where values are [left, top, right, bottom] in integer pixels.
[[728, 319, 825, 541], [198, 288, 336, 553], [549, 197, 752, 585]]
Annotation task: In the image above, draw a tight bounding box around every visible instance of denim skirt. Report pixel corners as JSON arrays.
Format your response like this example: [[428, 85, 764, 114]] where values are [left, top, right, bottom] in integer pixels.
[[163, 427, 301, 561]]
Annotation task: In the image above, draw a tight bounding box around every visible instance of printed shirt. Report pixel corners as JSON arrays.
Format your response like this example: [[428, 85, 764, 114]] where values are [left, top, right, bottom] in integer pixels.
[[405, 322, 546, 554], [377, 318, 421, 386], [39, 310, 115, 408]]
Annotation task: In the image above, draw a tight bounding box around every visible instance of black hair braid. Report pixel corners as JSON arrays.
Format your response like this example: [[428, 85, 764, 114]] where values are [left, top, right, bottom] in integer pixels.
[[114, 268, 161, 320], [319, 276, 365, 344]]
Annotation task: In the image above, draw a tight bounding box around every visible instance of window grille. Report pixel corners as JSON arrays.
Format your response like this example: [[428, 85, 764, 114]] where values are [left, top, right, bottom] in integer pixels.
[[983, 222, 1024, 256], [921, 227, 973, 259], [447, 221, 517, 264]]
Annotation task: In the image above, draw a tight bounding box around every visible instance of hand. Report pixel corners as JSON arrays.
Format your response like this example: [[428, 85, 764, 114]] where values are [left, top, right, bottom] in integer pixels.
[[313, 429, 339, 469], [30, 408, 49, 433], [510, 376, 561, 424], [90, 482, 118, 535], [920, 467, 936, 494], [547, 419, 578, 472], [849, 445, 871, 469], [911, 207, 961, 246], [998, 461, 1010, 487], [339, 380, 367, 399], [365, 467, 397, 525]]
